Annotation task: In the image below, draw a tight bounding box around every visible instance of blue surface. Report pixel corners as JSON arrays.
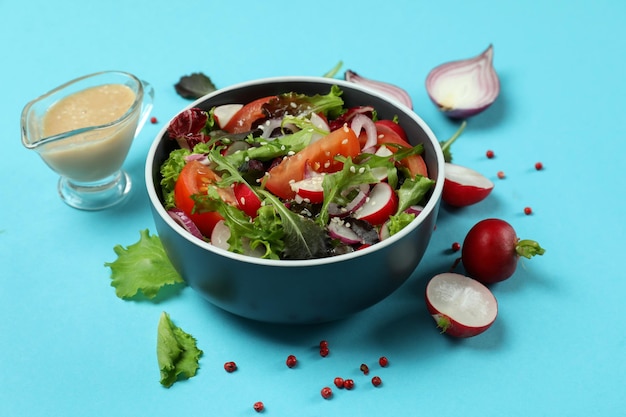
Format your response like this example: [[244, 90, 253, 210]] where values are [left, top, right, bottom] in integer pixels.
[[1, 0, 624, 416]]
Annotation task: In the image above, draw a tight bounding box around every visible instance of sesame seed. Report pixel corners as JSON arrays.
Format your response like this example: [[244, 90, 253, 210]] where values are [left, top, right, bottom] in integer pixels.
[[341, 139, 348, 145]]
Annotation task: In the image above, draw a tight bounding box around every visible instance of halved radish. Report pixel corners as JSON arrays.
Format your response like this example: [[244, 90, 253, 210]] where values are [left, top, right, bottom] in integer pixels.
[[291, 174, 325, 204], [425, 272, 498, 338], [354, 182, 398, 225], [442, 162, 494, 207], [213, 104, 243, 129]]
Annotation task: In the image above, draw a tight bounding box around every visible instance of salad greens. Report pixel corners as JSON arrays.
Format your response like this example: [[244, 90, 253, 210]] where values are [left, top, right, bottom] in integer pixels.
[[157, 312, 203, 388], [104, 229, 184, 299]]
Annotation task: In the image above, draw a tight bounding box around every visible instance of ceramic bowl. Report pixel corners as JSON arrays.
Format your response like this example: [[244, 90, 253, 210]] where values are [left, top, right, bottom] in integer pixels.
[[145, 76, 444, 323]]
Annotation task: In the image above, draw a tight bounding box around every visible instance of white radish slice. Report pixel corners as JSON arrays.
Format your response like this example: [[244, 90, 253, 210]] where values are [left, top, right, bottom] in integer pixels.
[[291, 174, 325, 204], [327, 218, 361, 245], [442, 162, 494, 207], [211, 220, 231, 251], [354, 182, 398, 226], [425, 272, 498, 338], [213, 104, 243, 129]]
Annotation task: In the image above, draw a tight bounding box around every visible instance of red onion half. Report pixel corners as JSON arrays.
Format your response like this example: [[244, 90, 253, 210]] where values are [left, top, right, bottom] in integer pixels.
[[425, 45, 500, 119], [345, 70, 413, 110]]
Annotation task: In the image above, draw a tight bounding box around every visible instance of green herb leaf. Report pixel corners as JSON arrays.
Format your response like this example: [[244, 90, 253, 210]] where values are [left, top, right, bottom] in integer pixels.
[[395, 176, 435, 215], [174, 72, 217, 100], [105, 230, 184, 299], [157, 312, 203, 388]]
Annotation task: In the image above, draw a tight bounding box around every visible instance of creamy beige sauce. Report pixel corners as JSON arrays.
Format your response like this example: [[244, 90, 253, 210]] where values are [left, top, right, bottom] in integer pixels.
[[40, 84, 139, 183]]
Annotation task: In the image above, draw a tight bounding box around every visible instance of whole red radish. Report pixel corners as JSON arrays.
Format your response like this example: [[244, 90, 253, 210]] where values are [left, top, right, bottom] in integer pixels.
[[461, 218, 545, 284], [425, 272, 498, 338], [442, 163, 494, 207]]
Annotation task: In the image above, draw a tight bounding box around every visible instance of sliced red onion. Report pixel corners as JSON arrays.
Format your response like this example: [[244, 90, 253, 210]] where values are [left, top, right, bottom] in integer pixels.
[[167, 209, 204, 240], [350, 114, 378, 150], [327, 218, 362, 245], [425, 45, 500, 119], [345, 70, 413, 110], [327, 184, 370, 217], [309, 112, 330, 144]]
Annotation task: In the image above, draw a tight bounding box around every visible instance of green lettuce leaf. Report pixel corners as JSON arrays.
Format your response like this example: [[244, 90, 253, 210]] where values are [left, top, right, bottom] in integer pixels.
[[105, 230, 184, 299], [157, 312, 203, 388]]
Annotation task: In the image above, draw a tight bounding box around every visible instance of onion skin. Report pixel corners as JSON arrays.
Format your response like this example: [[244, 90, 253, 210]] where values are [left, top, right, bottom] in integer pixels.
[[425, 45, 500, 119]]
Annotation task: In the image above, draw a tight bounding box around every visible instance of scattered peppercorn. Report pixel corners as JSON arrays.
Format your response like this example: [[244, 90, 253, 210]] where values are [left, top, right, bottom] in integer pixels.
[[360, 363, 370, 375], [286, 354, 297, 368], [371, 376, 382, 387], [321, 387, 333, 399], [535, 162, 544, 170], [319, 346, 329, 357], [224, 361, 237, 373], [253, 401, 264, 412], [333, 377, 345, 388], [497, 171, 505, 179], [524, 206, 533, 215], [378, 356, 389, 367], [486, 150, 495, 159], [150, 116, 158, 124], [319, 340, 328, 349], [451, 242, 461, 252], [343, 379, 355, 390]]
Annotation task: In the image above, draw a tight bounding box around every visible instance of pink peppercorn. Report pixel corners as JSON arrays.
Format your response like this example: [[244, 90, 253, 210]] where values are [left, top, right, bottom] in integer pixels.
[[321, 387, 333, 399], [253, 401, 264, 412]]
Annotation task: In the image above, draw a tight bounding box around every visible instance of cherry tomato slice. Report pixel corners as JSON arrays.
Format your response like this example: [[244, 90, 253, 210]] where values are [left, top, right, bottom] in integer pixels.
[[374, 122, 428, 178], [222, 96, 276, 134], [265, 126, 360, 199], [174, 160, 236, 237]]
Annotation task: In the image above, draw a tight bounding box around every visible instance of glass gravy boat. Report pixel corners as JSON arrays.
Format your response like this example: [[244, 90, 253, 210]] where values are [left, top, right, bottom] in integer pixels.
[[21, 71, 154, 210]]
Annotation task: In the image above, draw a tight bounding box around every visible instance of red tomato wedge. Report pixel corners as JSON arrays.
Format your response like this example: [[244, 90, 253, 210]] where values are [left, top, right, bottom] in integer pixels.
[[265, 126, 361, 199], [222, 96, 276, 134], [374, 121, 428, 178], [174, 160, 236, 237], [375, 119, 408, 142]]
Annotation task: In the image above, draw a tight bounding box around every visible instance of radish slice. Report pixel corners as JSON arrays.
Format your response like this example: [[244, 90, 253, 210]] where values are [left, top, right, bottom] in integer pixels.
[[213, 104, 243, 129], [327, 218, 361, 245], [291, 174, 325, 204], [354, 182, 398, 226], [425, 273, 498, 338], [443, 163, 494, 207], [167, 209, 204, 240], [405, 205, 424, 216]]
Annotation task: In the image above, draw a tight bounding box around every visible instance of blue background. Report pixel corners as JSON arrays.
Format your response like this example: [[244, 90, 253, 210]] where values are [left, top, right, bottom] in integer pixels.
[[1, 0, 624, 416]]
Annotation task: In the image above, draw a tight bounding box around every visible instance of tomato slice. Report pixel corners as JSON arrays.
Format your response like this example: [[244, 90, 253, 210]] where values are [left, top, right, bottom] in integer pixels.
[[265, 126, 361, 199], [375, 119, 408, 142], [374, 121, 428, 178], [174, 160, 236, 237], [222, 96, 276, 134]]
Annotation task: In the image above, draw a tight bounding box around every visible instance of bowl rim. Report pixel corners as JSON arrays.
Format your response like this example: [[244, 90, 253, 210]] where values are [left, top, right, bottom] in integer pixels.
[[145, 75, 444, 267]]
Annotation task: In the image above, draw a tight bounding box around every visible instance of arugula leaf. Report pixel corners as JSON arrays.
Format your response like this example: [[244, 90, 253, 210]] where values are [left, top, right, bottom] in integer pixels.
[[174, 72, 217, 100], [105, 230, 184, 299], [157, 312, 203, 388], [258, 190, 329, 259], [264, 85, 345, 120]]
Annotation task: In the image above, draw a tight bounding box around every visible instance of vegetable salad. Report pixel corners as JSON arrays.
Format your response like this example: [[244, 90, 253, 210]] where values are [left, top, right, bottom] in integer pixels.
[[159, 86, 434, 260]]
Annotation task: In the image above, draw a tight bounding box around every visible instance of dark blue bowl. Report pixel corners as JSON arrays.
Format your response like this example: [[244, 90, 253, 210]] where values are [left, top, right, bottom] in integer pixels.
[[145, 76, 444, 323]]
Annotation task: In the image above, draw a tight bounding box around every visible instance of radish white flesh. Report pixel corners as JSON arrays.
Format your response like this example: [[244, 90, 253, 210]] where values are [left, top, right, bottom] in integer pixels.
[[425, 272, 498, 338], [443, 162, 494, 207], [211, 220, 231, 251], [370, 145, 393, 181], [354, 182, 398, 226], [291, 174, 325, 203], [213, 104, 243, 129]]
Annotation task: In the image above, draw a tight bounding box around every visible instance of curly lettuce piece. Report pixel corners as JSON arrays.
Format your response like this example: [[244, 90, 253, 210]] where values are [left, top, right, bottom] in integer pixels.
[[157, 312, 203, 388], [104, 230, 184, 299]]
